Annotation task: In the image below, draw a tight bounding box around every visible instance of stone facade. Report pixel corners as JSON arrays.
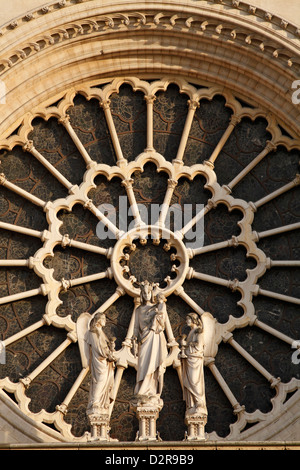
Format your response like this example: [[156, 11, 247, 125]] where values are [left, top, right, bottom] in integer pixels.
[[0, 0, 299, 446]]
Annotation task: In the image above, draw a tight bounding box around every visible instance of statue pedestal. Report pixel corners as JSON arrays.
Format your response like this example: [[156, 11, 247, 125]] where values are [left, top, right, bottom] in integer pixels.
[[87, 411, 112, 441], [185, 410, 207, 441], [130, 396, 163, 441]]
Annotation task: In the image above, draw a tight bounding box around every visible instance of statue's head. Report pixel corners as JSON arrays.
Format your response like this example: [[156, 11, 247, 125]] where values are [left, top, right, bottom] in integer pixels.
[[156, 293, 166, 303], [186, 312, 203, 328], [89, 312, 106, 332], [140, 280, 152, 303]]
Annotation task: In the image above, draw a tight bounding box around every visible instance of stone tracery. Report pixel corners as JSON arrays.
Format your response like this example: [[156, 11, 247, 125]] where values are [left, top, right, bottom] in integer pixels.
[[0, 75, 299, 441]]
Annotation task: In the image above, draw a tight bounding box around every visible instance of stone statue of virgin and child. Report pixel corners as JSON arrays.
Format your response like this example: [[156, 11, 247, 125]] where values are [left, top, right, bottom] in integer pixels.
[[130, 280, 208, 421]]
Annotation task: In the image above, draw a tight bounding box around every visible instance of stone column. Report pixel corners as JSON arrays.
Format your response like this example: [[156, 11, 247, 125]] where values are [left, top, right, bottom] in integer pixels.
[[185, 412, 207, 441], [130, 397, 163, 441], [87, 411, 111, 441]]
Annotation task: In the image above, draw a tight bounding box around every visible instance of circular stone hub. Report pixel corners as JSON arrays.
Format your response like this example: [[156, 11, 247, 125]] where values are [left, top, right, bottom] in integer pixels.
[[110, 225, 189, 298]]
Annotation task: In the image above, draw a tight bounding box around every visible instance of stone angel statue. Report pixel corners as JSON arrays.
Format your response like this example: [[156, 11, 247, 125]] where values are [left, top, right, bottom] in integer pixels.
[[179, 311, 216, 440], [77, 312, 116, 416]]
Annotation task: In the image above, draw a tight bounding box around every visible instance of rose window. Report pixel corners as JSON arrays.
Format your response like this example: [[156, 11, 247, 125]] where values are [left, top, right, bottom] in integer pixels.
[[0, 77, 299, 441]]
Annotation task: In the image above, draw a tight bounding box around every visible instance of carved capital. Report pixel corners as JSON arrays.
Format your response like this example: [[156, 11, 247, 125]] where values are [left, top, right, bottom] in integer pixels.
[[187, 99, 199, 110], [20, 376, 31, 388], [100, 99, 111, 110], [293, 174, 300, 186], [270, 377, 281, 388], [144, 94, 156, 104], [58, 115, 70, 126], [206, 198, 217, 210], [0, 173, 6, 185], [61, 233, 71, 248], [67, 331, 78, 343], [203, 160, 215, 170], [116, 286, 126, 296], [230, 235, 239, 247], [230, 114, 241, 126], [233, 403, 245, 414], [265, 12, 272, 21], [23, 140, 34, 152], [83, 198, 93, 210], [228, 278, 240, 292], [174, 285, 185, 296], [56, 403, 68, 415], [222, 331, 233, 343], [266, 140, 277, 153], [61, 278, 71, 292], [167, 178, 178, 189], [121, 177, 134, 189]]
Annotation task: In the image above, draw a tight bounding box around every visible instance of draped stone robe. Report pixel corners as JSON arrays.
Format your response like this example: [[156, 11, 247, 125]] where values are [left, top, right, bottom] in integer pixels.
[[87, 327, 115, 413], [182, 326, 207, 416], [133, 301, 168, 398]]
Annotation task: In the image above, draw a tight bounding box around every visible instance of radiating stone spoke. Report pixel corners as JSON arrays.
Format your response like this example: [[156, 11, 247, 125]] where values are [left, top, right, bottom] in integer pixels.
[[100, 99, 127, 167], [83, 199, 123, 239], [189, 269, 237, 289], [93, 286, 125, 316], [222, 332, 280, 388], [20, 332, 76, 388], [174, 99, 199, 164], [0, 173, 46, 208], [56, 367, 90, 415], [59, 116, 95, 167], [156, 178, 178, 227], [178, 199, 214, 238], [0, 285, 48, 306], [255, 222, 300, 240], [253, 174, 300, 209], [60, 269, 112, 291], [269, 260, 300, 267], [121, 178, 146, 228], [23, 141, 74, 191], [253, 317, 300, 348], [0, 259, 30, 267], [207, 359, 245, 414], [255, 287, 300, 305], [60, 234, 112, 257], [206, 115, 241, 166], [188, 236, 239, 257], [174, 285, 204, 315], [0, 220, 46, 239], [144, 94, 156, 152], [190, 269, 300, 305], [2, 318, 47, 347], [224, 141, 277, 192]]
